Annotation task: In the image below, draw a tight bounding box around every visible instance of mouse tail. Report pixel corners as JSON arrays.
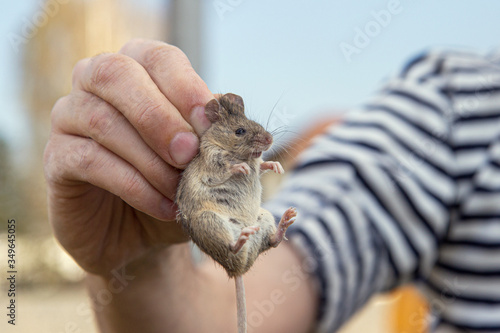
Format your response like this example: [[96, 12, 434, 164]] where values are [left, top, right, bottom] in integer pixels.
[[235, 275, 247, 333]]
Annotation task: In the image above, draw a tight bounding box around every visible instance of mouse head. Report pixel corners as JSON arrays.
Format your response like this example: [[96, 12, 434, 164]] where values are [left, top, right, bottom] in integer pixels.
[[204, 93, 273, 160]]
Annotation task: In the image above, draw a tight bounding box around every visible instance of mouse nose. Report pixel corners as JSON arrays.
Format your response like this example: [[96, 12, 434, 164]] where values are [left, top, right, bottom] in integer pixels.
[[264, 133, 273, 145]]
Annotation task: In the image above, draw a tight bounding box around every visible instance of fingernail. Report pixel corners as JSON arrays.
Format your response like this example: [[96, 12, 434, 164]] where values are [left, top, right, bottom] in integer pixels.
[[169, 132, 199, 166], [190, 105, 212, 135]]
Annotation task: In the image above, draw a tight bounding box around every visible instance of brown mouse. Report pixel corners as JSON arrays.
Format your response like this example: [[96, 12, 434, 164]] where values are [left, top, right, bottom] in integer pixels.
[[176, 93, 296, 333]]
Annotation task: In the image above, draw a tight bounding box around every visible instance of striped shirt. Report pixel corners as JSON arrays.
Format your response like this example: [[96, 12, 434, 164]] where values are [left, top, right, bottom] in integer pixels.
[[265, 49, 500, 332]]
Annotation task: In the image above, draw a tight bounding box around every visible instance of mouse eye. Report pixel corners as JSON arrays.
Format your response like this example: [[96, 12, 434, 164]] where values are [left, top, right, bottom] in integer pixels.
[[235, 128, 246, 136]]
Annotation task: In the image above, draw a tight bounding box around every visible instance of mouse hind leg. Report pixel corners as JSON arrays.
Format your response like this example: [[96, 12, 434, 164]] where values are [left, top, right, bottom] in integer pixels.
[[230, 226, 260, 254], [255, 207, 297, 252], [188, 211, 235, 259], [270, 207, 297, 247], [190, 211, 259, 277]]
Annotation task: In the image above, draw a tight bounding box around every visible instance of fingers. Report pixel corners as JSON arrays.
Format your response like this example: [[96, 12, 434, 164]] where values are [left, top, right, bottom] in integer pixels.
[[119, 39, 213, 135], [72, 53, 199, 168], [44, 133, 177, 221], [51, 91, 179, 201], [49, 39, 215, 219]]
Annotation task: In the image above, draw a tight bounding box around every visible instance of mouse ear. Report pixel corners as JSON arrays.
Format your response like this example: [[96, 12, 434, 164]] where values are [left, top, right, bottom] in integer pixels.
[[205, 98, 221, 123], [220, 93, 245, 115]]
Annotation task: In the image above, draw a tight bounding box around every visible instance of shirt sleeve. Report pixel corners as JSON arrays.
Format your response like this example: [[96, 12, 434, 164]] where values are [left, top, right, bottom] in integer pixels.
[[264, 51, 458, 332]]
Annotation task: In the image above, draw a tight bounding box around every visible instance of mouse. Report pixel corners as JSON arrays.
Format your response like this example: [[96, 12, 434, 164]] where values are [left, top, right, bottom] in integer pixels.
[[176, 93, 296, 333]]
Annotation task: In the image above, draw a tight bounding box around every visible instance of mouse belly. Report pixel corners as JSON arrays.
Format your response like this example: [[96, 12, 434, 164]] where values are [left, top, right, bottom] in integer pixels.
[[177, 206, 279, 277], [204, 182, 262, 221]]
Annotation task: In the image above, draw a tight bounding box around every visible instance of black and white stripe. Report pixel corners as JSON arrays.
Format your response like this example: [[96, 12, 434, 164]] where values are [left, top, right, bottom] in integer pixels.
[[265, 49, 500, 332]]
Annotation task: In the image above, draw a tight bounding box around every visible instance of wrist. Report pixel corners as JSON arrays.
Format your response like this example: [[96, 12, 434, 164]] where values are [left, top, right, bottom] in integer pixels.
[[85, 243, 198, 333], [86, 242, 194, 291]]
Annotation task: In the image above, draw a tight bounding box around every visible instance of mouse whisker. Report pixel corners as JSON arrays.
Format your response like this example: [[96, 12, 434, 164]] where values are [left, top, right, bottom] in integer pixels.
[[265, 91, 287, 131]]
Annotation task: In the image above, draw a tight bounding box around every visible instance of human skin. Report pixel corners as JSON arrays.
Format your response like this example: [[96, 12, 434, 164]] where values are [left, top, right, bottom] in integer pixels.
[[43, 39, 317, 332]]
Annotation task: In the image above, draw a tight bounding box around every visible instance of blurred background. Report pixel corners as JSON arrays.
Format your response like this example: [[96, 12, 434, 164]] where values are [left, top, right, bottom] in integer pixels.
[[0, 0, 499, 332]]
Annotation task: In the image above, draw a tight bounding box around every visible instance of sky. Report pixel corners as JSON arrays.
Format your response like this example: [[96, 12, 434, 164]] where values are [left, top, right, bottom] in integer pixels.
[[1, 0, 500, 151], [201, 0, 500, 132], [0, 1, 36, 152]]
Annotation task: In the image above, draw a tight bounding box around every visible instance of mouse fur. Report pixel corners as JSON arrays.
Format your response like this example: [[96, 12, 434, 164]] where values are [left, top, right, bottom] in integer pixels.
[[176, 93, 294, 277]]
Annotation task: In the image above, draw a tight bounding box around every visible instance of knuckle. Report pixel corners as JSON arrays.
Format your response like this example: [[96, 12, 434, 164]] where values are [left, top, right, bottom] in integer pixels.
[[135, 99, 163, 130], [50, 95, 70, 127], [145, 153, 165, 173], [120, 38, 163, 55], [43, 136, 103, 186], [122, 169, 148, 199], [72, 139, 99, 175], [52, 95, 70, 112], [120, 38, 147, 51], [128, 41, 210, 112], [89, 53, 133, 91], [72, 58, 89, 87], [43, 140, 58, 183], [172, 70, 210, 109], [43, 136, 71, 185], [44, 137, 94, 185], [87, 107, 118, 141], [142, 43, 190, 72]]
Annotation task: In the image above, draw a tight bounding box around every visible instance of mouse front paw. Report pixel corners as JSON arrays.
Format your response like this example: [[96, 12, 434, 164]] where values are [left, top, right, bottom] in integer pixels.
[[231, 162, 251, 175], [260, 161, 285, 174]]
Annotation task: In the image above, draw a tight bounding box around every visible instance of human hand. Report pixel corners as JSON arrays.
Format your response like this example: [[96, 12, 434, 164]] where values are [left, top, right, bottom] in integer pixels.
[[44, 39, 213, 276]]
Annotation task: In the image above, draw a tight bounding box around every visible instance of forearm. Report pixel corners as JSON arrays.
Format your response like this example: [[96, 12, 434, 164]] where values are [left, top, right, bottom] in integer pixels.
[[86, 242, 317, 333], [86, 244, 231, 332]]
